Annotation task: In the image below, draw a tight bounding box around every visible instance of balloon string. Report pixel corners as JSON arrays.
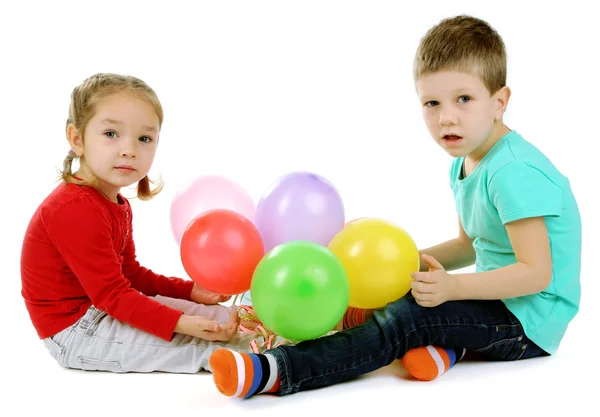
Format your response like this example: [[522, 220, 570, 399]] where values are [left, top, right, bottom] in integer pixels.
[[231, 293, 241, 306], [236, 304, 286, 353], [229, 292, 290, 353]]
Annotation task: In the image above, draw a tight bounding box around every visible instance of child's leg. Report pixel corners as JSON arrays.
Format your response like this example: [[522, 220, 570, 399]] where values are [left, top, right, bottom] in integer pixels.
[[46, 295, 261, 373], [210, 294, 547, 397], [342, 306, 375, 329], [343, 306, 466, 381]]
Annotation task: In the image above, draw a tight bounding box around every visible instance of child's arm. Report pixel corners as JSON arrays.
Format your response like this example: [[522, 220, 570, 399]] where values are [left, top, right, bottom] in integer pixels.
[[47, 200, 230, 342], [449, 161, 560, 300], [121, 232, 231, 304], [412, 161, 561, 307], [418, 216, 476, 271], [453, 216, 552, 299], [411, 216, 552, 307], [175, 309, 240, 341], [120, 232, 194, 300]]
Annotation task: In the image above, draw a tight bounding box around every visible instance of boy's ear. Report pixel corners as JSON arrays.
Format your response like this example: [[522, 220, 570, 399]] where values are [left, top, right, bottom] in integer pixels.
[[494, 86, 511, 120], [66, 123, 84, 156]]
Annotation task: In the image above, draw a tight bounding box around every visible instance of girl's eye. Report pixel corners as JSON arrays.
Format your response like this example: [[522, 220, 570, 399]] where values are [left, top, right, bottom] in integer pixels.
[[425, 101, 439, 107], [458, 95, 471, 103], [104, 131, 117, 139], [139, 137, 152, 143]]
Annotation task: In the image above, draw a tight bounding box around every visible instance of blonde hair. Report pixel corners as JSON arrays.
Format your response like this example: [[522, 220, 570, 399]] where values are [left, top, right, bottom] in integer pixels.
[[61, 73, 164, 200], [413, 15, 507, 95]]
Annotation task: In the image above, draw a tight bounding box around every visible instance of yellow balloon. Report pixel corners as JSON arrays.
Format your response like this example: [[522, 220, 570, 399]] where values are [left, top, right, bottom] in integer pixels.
[[328, 218, 420, 309]]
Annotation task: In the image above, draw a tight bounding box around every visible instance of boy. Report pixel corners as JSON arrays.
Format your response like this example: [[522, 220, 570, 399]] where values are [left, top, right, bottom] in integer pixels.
[[208, 14, 582, 397]]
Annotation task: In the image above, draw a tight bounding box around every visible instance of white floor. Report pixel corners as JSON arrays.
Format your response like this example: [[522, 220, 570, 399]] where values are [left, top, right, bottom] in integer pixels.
[[3, 1, 598, 416], [4, 300, 596, 416]]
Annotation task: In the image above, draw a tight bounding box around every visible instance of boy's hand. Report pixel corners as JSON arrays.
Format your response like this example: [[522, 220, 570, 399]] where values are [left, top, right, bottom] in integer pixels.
[[190, 283, 232, 305], [410, 254, 457, 307]]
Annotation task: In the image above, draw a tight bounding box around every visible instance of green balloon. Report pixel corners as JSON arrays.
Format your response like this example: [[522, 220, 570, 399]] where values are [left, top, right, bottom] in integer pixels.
[[250, 240, 350, 341]]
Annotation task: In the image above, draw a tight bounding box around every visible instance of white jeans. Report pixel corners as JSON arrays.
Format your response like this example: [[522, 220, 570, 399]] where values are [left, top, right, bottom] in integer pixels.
[[42, 295, 288, 373]]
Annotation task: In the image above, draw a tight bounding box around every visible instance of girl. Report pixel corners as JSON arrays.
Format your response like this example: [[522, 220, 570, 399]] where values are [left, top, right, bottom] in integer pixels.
[[20, 73, 288, 373]]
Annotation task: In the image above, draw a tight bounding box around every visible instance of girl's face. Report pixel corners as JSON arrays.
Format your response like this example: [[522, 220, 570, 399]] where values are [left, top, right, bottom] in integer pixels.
[[68, 92, 160, 202]]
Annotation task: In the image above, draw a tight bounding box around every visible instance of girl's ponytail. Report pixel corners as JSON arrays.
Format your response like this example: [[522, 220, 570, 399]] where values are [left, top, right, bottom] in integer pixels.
[[60, 150, 87, 186], [137, 174, 164, 201]]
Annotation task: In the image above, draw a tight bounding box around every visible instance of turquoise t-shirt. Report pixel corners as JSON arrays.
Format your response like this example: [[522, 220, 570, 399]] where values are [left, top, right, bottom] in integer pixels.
[[449, 130, 581, 355]]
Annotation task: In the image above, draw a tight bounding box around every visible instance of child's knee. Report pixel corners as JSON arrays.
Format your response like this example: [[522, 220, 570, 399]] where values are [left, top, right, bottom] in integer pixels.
[[380, 296, 419, 329]]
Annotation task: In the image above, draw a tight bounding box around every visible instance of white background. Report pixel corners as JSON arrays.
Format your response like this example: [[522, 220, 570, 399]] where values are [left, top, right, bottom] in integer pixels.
[[1, 0, 598, 415]]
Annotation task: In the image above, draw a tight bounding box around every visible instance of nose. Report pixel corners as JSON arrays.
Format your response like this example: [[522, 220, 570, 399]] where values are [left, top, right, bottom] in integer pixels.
[[120, 138, 137, 158], [439, 106, 457, 126]]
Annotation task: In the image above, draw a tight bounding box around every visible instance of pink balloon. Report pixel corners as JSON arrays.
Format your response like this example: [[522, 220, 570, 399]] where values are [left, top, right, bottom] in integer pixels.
[[170, 175, 256, 245]]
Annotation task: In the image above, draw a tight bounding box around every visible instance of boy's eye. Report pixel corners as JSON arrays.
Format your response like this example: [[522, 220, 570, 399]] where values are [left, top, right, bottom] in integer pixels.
[[104, 131, 117, 138], [139, 136, 152, 143], [458, 95, 471, 103], [425, 101, 439, 107]]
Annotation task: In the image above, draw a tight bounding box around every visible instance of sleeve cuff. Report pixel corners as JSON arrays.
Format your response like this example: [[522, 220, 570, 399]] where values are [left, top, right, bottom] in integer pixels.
[[500, 206, 562, 224], [156, 305, 185, 342]]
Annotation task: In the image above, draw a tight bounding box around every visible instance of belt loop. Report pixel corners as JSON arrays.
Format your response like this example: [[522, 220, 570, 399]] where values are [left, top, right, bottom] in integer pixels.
[[86, 309, 107, 335]]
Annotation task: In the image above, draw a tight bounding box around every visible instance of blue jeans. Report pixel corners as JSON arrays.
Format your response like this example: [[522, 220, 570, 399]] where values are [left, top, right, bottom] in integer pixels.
[[268, 294, 548, 395]]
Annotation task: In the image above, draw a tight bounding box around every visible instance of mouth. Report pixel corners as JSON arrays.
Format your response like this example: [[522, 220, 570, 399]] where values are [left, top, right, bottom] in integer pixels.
[[441, 134, 463, 146], [115, 166, 136, 172]]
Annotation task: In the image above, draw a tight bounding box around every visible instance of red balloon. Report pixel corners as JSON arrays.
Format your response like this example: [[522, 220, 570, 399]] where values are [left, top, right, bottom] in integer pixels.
[[180, 209, 265, 295]]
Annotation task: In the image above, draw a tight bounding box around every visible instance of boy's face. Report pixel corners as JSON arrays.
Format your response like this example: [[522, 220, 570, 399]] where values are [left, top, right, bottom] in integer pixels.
[[416, 70, 508, 161]]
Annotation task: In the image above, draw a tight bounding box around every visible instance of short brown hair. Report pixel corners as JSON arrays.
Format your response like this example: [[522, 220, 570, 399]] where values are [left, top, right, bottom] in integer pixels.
[[60, 73, 164, 200], [413, 15, 507, 95]]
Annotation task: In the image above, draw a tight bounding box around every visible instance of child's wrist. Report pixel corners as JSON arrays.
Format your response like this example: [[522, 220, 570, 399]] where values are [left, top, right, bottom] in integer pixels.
[[174, 314, 190, 334], [450, 274, 464, 301]]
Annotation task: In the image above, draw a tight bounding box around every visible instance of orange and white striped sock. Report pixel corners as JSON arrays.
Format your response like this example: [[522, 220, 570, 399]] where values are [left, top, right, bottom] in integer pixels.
[[342, 306, 375, 329], [401, 345, 466, 381], [343, 307, 465, 381], [210, 349, 280, 398]]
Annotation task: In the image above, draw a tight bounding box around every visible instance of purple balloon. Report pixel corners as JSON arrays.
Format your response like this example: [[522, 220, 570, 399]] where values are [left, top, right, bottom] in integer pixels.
[[255, 172, 345, 252]]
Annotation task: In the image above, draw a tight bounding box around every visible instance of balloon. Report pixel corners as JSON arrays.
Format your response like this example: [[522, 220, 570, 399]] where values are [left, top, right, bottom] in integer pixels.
[[328, 218, 420, 309], [180, 209, 264, 295], [345, 217, 368, 225], [255, 172, 345, 252], [170, 175, 255, 244], [251, 241, 350, 341]]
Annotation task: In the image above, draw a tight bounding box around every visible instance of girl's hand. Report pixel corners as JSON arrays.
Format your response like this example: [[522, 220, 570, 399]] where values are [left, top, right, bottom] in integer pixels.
[[410, 254, 457, 307], [190, 283, 232, 305], [175, 309, 240, 341]]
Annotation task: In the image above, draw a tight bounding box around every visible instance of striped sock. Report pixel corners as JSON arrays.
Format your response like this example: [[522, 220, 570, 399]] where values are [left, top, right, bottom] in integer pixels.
[[344, 308, 466, 381], [342, 306, 375, 329], [210, 349, 280, 398], [401, 345, 466, 381]]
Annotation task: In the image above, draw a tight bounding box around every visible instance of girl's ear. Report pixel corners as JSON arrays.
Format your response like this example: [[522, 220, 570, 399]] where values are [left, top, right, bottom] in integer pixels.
[[67, 123, 84, 156]]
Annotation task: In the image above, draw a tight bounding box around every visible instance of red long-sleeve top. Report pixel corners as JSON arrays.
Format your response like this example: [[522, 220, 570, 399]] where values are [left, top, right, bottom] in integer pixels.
[[20, 182, 194, 341]]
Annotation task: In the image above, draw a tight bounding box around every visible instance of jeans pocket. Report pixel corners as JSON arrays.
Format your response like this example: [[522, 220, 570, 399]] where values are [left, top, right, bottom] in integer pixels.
[[472, 335, 526, 361], [77, 356, 124, 372], [43, 337, 65, 366], [43, 327, 75, 366]]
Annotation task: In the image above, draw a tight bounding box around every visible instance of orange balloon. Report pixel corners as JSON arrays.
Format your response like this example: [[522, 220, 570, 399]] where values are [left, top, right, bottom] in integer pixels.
[[180, 209, 265, 295]]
